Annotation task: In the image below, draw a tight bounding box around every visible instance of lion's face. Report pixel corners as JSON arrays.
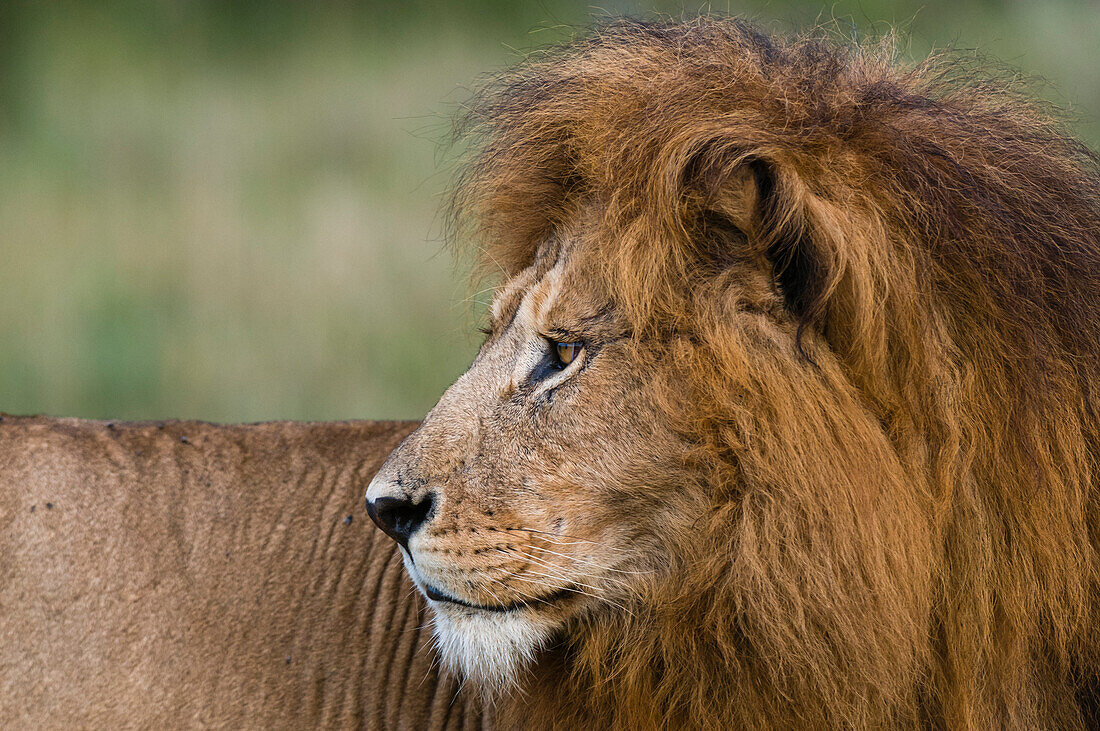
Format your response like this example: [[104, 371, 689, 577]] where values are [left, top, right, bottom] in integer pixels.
[[365, 214, 729, 690]]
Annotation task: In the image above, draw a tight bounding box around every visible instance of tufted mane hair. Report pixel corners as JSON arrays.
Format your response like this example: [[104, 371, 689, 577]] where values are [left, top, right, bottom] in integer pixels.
[[450, 16, 1100, 728]]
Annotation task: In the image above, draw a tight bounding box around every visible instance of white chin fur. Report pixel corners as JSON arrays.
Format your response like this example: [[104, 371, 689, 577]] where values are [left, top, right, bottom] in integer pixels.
[[401, 552, 560, 693], [430, 605, 558, 694]]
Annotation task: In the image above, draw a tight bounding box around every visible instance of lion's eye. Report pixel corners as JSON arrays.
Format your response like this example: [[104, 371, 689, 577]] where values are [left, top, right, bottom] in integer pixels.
[[553, 341, 583, 367]]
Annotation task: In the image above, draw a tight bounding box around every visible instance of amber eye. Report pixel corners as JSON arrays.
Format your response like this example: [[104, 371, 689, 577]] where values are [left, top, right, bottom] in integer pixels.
[[554, 341, 583, 367]]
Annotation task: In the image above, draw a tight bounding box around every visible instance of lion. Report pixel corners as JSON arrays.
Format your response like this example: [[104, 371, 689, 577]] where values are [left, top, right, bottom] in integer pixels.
[[4, 16, 1100, 730], [364, 16, 1100, 730]]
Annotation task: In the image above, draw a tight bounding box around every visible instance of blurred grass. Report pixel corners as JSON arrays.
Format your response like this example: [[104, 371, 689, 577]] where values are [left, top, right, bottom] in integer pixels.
[[0, 1, 1097, 421]]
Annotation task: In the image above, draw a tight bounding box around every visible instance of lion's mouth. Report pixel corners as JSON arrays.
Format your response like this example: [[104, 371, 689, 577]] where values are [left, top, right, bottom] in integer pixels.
[[424, 583, 574, 613]]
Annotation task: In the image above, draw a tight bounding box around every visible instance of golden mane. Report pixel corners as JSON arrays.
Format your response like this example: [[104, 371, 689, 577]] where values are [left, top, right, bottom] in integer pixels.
[[450, 17, 1100, 728]]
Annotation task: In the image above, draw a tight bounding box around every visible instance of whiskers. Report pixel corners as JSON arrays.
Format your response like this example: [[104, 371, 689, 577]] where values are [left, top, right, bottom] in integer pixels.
[[492, 543, 638, 616], [517, 543, 654, 576], [501, 527, 653, 575], [416, 524, 652, 617], [415, 526, 652, 694]]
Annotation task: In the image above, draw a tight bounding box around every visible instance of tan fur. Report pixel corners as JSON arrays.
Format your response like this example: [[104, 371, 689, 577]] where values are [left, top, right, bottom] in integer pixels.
[[4, 16, 1099, 729], [368, 17, 1100, 729], [0, 416, 486, 728]]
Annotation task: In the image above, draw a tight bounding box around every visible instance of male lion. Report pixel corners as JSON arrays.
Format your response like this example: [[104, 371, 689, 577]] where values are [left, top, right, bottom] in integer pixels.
[[366, 16, 1100, 730], [3, 16, 1100, 730]]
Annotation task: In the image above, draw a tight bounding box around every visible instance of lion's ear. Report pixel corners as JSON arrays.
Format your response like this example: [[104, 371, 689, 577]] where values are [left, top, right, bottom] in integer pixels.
[[695, 156, 833, 330]]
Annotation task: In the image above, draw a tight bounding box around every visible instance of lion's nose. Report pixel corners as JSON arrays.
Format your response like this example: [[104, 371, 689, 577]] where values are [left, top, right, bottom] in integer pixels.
[[365, 494, 434, 548]]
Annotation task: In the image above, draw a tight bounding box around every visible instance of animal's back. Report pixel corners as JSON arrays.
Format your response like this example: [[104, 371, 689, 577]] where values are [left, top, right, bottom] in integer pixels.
[[0, 416, 481, 728]]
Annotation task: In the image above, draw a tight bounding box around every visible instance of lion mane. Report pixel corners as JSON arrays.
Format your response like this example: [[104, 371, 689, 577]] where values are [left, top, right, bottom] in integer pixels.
[[449, 17, 1100, 729]]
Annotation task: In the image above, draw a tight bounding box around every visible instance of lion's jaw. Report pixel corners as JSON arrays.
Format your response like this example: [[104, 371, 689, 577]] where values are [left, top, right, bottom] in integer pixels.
[[395, 550, 562, 693], [366, 235, 690, 693]]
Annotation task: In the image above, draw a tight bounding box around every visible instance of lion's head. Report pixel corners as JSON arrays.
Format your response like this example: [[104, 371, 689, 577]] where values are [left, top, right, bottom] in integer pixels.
[[367, 17, 1100, 728]]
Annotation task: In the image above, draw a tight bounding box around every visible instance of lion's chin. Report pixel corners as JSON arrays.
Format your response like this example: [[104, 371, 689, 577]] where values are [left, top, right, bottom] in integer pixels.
[[400, 553, 562, 693], [430, 603, 560, 694]]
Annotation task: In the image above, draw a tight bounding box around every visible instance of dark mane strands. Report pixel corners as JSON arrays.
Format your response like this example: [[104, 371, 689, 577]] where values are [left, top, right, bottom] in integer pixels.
[[452, 16, 1100, 728]]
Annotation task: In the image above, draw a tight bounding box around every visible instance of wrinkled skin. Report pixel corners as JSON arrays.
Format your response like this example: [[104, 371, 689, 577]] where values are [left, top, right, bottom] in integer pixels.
[[0, 417, 487, 729]]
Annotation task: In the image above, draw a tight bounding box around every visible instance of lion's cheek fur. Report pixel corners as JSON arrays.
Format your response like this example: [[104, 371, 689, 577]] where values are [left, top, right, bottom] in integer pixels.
[[487, 333, 938, 729], [528, 330, 938, 728]]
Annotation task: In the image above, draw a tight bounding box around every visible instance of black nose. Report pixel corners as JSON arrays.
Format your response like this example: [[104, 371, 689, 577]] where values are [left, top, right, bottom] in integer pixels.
[[365, 494, 434, 548]]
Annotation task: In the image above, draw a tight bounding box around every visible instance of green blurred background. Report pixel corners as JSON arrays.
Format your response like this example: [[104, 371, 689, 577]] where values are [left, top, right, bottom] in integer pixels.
[[1, 1, 1097, 422]]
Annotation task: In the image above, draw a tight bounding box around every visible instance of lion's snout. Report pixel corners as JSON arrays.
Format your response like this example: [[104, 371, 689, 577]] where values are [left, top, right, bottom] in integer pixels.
[[365, 447, 438, 549]]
